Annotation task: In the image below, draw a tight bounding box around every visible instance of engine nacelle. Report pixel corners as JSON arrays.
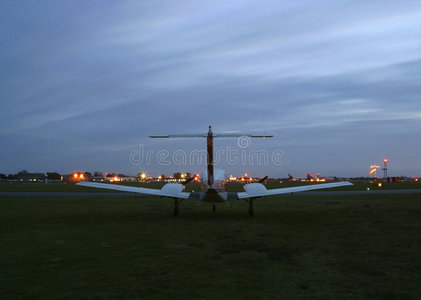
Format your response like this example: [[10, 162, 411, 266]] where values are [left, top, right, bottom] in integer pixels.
[[244, 183, 267, 196], [161, 183, 184, 194]]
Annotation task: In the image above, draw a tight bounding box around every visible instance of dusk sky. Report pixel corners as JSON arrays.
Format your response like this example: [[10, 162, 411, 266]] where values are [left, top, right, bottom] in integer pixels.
[[1, 0, 421, 177]]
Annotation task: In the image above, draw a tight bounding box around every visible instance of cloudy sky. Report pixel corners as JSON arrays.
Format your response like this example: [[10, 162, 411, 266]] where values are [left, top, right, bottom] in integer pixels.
[[1, 0, 421, 177]]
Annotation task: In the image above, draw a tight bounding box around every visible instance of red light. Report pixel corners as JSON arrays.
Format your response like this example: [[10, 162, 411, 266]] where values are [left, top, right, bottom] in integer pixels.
[[384, 158, 388, 163]]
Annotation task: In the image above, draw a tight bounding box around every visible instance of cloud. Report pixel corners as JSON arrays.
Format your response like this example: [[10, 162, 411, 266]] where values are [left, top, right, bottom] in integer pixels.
[[1, 0, 421, 176]]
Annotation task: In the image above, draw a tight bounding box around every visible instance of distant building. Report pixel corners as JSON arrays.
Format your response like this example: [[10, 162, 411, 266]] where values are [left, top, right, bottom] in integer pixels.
[[64, 172, 93, 182], [120, 176, 137, 182], [92, 176, 108, 182], [15, 172, 46, 182]]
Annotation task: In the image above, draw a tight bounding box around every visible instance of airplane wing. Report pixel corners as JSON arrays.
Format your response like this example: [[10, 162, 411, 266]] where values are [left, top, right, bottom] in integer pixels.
[[149, 132, 274, 138], [236, 181, 353, 199], [77, 181, 191, 199]]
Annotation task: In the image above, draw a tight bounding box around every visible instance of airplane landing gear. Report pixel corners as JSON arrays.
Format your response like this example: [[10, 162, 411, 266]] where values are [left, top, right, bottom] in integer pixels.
[[173, 199, 179, 217], [248, 198, 254, 217]]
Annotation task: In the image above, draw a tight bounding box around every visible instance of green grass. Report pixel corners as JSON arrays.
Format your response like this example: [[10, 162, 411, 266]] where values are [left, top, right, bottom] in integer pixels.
[[0, 182, 118, 192], [1, 194, 421, 299], [261, 180, 421, 191], [1, 180, 420, 193]]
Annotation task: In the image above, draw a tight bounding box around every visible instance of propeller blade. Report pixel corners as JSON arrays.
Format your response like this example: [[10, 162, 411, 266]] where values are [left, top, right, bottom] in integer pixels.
[[182, 177, 195, 186], [258, 176, 268, 183]]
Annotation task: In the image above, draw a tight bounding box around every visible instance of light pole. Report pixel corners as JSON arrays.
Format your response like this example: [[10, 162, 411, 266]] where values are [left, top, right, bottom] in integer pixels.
[[383, 158, 388, 180]]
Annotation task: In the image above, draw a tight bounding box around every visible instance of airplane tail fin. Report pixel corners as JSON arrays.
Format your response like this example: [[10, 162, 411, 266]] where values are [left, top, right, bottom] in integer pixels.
[[149, 126, 274, 187]]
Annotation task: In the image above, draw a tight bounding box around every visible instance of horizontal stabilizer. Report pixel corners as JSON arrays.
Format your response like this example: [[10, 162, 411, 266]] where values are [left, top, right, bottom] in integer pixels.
[[149, 132, 274, 138], [149, 134, 207, 138]]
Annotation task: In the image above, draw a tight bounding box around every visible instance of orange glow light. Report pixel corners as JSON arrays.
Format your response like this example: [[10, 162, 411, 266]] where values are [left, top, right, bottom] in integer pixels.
[[369, 169, 377, 175], [73, 173, 78, 178], [80, 174, 84, 179], [378, 182, 383, 187], [384, 158, 388, 163]]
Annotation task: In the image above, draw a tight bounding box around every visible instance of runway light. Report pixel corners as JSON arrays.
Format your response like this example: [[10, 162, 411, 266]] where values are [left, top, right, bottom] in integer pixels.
[[378, 182, 383, 187]]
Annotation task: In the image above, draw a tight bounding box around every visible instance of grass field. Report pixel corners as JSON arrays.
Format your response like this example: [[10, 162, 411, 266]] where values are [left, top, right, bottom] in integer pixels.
[[1, 180, 420, 193], [0, 182, 118, 192], [1, 193, 420, 299]]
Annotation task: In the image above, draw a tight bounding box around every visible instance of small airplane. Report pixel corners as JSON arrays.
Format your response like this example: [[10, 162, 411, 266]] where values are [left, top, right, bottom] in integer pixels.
[[78, 126, 352, 216]]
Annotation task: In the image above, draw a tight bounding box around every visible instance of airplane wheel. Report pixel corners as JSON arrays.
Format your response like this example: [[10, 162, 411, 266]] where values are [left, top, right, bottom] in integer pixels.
[[248, 206, 254, 217]]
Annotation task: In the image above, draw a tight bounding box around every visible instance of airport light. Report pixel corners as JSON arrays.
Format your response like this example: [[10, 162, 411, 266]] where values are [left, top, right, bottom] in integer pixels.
[[73, 173, 78, 178], [370, 164, 380, 181], [383, 158, 388, 179], [80, 174, 84, 179]]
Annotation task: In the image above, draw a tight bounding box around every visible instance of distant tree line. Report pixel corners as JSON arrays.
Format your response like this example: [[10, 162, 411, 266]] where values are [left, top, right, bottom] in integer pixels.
[[0, 170, 62, 180], [0, 170, 133, 180], [0, 170, 198, 181]]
